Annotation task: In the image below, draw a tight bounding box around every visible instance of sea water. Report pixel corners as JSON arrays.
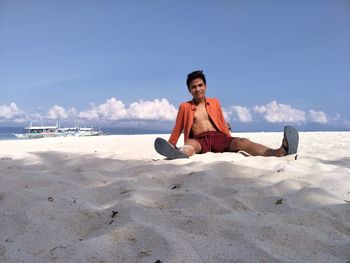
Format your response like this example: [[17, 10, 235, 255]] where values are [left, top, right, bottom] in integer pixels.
[[0, 127, 26, 140], [0, 127, 170, 141]]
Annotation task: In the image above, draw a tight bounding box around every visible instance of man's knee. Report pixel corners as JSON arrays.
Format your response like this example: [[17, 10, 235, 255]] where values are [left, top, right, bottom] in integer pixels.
[[230, 137, 250, 151], [233, 137, 249, 146], [185, 139, 202, 153], [179, 144, 195, 156]]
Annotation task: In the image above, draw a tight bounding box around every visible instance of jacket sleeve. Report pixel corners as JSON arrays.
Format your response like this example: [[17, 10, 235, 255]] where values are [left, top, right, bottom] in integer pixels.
[[168, 104, 185, 146]]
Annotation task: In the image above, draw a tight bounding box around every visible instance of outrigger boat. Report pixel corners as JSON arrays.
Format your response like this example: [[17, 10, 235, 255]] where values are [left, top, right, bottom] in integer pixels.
[[14, 123, 104, 139], [14, 124, 59, 139], [73, 127, 104, 137], [58, 126, 103, 137]]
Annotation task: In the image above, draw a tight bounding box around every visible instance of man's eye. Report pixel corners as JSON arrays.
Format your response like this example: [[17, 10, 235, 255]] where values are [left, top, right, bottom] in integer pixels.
[[191, 84, 202, 89]]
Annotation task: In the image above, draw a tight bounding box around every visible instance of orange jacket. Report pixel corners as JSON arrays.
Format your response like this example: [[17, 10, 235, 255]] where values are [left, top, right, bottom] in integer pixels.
[[168, 97, 231, 146]]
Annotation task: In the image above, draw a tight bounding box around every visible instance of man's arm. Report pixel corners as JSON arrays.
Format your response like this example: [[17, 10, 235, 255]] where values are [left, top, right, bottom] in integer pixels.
[[168, 104, 185, 146]]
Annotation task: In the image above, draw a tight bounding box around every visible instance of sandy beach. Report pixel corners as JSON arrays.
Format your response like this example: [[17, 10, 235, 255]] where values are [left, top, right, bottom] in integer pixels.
[[0, 132, 349, 263]]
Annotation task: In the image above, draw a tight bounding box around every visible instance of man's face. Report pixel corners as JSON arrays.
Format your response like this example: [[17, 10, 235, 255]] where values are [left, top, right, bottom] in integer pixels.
[[189, 78, 206, 101]]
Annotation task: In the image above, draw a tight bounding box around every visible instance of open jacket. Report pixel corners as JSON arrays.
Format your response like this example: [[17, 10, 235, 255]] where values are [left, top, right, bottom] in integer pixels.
[[168, 97, 231, 146]]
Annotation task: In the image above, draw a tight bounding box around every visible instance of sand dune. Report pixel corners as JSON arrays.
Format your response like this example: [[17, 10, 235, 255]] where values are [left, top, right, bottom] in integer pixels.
[[0, 132, 349, 262]]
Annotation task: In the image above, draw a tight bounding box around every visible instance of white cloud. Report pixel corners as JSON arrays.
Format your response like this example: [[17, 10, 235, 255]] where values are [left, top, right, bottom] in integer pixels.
[[46, 105, 77, 120], [78, 108, 99, 121], [0, 102, 23, 120], [225, 106, 252, 122], [254, 101, 305, 123], [78, 98, 128, 121], [78, 97, 177, 122], [332, 113, 341, 121], [97, 98, 128, 120], [67, 107, 77, 117], [307, 110, 328, 124], [221, 109, 230, 122], [28, 113, 44, 122], [47, 105, 68, 120], [128, 99, 177, 121]]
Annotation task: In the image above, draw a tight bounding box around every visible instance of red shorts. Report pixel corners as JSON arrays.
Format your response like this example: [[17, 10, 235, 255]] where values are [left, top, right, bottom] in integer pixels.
[[193, 131, 234, 153]]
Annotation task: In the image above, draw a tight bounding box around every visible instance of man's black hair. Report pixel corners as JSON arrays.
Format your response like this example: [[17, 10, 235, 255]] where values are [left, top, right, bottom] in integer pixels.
[[186, 70, 206, 89]]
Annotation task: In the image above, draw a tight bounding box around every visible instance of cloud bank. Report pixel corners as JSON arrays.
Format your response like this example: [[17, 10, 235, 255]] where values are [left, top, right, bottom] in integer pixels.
[[251, 101, 330, 124], [307, 109, 328, 124], [224, 106, 252, 122], [77, 98, 177, 122], [47, 105, 77, 120], [253, 101, 306, 123], [0, 99, 345, 129], [0, 103, 25, 122]]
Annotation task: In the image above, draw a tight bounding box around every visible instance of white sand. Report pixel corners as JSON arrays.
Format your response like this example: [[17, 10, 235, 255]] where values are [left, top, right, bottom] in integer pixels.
[[0, 132, 349, 263]]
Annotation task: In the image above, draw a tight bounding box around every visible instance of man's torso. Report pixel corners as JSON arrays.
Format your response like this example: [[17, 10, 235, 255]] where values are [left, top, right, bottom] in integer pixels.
[[191, 102, 217, 137]]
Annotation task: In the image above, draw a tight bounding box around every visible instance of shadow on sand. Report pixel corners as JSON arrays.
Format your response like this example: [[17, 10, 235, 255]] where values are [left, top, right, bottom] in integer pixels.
[[0, 151, 349, 263]]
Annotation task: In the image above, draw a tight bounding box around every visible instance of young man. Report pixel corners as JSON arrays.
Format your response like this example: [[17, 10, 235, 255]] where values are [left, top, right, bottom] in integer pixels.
[[155, 70, 299, 159]]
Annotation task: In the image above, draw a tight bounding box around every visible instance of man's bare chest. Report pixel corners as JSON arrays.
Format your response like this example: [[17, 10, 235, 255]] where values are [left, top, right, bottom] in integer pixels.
[[193, 106, 210, 122]]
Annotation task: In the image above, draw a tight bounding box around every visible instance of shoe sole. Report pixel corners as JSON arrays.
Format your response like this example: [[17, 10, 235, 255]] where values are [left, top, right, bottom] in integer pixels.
[[284, 126, 299, 155], [154, 137, 188, 159]]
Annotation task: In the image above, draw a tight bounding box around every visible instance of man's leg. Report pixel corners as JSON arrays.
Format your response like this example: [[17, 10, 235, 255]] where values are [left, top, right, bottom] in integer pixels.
[[226, 137, 286, 157], [179, 139, 202, 157]]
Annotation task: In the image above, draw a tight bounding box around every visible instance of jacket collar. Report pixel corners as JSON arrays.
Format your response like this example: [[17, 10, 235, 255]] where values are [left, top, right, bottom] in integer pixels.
[[190, 97, 210, 110]]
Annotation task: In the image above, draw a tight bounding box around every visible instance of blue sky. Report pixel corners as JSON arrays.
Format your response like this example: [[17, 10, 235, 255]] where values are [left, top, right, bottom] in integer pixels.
[[0, 0, 349, 131]]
